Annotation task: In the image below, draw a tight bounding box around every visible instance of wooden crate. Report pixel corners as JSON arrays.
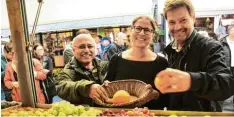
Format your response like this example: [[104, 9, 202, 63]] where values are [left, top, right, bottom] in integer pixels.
[[54, 55, 64, 67]]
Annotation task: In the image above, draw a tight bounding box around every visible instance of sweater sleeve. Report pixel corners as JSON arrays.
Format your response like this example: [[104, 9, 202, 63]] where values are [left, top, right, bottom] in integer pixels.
[[4, 63, 14, 89], [33, 59, 47, 80]]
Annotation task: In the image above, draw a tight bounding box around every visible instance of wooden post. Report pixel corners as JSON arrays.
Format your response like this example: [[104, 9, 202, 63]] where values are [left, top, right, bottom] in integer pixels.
[[6, 0, 36, 107]]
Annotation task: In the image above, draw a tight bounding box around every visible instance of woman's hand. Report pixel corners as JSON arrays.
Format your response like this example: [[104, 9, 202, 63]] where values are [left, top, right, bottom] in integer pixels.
[[43, 69, 50, 74], [12, 82, 19, 88]]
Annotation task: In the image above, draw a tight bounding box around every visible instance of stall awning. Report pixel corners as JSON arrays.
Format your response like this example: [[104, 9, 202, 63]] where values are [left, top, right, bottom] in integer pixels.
[[1, 14, 148, 37]]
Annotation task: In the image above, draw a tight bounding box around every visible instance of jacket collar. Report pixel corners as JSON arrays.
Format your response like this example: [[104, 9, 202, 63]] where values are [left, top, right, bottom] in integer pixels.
[[69, 56, 100, 73], [220, 35, 228, 44]]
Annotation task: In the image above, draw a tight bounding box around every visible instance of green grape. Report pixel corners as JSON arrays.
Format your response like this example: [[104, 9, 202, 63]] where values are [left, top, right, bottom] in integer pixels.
[[35, 110, 44, 116], [9, 113, 17, 117], [58, 112, 66, 116], [43, 111, 50, 116], [75, 105, 85, 115], [64, 108, 73, 115], [51, 110, 58, 116], [80, 113, 88, 116], [17, 111, 28, 116]]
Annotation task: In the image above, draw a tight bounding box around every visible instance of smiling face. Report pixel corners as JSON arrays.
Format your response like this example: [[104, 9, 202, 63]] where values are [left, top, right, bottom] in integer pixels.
[[131, 17, 155, 48], [72, 34, 96, 65], [166, 6, 195, 44]]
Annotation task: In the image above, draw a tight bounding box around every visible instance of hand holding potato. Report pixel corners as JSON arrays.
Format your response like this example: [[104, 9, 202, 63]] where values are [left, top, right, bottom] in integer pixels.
[[155, 68, 191, 94]]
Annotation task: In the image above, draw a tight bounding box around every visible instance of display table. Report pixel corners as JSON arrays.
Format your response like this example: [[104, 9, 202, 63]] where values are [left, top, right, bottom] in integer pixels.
[[2, 103, 233, 116]]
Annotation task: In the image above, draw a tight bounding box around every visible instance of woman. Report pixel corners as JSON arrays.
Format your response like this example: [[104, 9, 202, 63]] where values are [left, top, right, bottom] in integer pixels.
[[4, 54, 46, 103], [33, 43, 56, 104], [105, 15, 169, 109]]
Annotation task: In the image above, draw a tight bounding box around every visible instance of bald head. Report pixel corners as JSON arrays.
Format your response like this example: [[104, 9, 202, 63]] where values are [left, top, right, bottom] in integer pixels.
[[72, 34, 96, 64], [72, 34, 96, 48]]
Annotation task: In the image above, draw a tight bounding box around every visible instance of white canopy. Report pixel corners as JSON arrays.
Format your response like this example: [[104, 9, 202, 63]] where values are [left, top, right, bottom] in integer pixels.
[[1, 0, 234, 29]]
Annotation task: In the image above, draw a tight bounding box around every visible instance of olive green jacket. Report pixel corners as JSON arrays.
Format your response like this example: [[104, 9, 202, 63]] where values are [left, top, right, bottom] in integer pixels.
[[56, 57, 108, 105]]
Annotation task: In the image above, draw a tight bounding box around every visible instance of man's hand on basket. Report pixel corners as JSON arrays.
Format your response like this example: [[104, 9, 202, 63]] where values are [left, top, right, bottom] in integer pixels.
[[102, 80, 110, 87], [89, 84, 109, 102]]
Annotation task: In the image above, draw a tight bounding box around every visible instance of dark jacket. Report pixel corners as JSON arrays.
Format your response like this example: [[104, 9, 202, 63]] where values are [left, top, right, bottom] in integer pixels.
[[40, 56, 56, 104], [56, 57, 108, 105], [220, 36, 232, 68], [164, 30, 234, 111]]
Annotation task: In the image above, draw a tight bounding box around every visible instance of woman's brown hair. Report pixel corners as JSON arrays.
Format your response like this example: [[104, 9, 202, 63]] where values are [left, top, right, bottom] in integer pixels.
[[131, 15, 158, 31]]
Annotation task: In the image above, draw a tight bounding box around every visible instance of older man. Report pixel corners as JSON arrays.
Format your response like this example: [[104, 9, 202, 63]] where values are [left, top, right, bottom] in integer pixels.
[[155, 0, 234, 111], [63, 29, 91, 65], [220, 25, 234, 112], [57, 34, 109, 105]]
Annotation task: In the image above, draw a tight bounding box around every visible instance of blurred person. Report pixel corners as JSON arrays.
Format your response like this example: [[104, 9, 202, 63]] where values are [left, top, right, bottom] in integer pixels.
[[33, 43, 56, 104], [95, 35, 102, 59], [4, 53, 46, 103], [63, 36, 73, 64], [215, 19, 227, 39], [105, 15, 169, 109], [63, 29, 91, 65], [102, 34, 126, 61], [56, 34, 109, 105], [155, 0, 234, 111], [100, 37, 111, 60], [220, 25, 234, 112], [125, 35, 132, 49], [1, 43, 14, 101], [154, 38, 166, 54]]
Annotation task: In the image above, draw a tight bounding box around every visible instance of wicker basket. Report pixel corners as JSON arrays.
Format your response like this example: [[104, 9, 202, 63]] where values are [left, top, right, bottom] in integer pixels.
[[93, 79, 159, 108]]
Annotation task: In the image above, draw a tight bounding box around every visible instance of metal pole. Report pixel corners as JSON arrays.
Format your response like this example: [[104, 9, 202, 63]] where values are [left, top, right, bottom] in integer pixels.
[[31, 0, 43, 42], [6, 0, 37, 107]]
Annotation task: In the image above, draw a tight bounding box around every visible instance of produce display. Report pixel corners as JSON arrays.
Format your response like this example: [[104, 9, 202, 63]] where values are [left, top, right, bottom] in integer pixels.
[[1, 101, 102, 116], [98, 107, 155, 116], [1, 101, 19, 109], [1, 101, 232, 116]]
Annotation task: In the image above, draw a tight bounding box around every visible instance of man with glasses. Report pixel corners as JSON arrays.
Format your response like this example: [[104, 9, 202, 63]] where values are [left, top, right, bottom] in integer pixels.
[[63, 29, 91, 65], [56, 34, 109, 105], [1, 42, 14, 101], [155, 0, 234, 111]]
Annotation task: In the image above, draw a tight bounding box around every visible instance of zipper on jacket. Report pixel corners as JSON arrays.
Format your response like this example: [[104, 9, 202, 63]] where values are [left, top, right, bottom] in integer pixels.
[[197, 99, 204, 111], [179, 53, 186, 70]]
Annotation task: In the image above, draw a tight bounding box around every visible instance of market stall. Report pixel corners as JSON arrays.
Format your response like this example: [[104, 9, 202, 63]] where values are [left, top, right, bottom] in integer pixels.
[[2, 0, 234, 116]]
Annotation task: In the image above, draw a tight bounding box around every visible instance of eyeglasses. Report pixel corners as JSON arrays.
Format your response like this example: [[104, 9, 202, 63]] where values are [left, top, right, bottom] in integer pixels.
[[132, 26, 154, 35], [8, 51, 14, 55], [73, 44, 94, 50]]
